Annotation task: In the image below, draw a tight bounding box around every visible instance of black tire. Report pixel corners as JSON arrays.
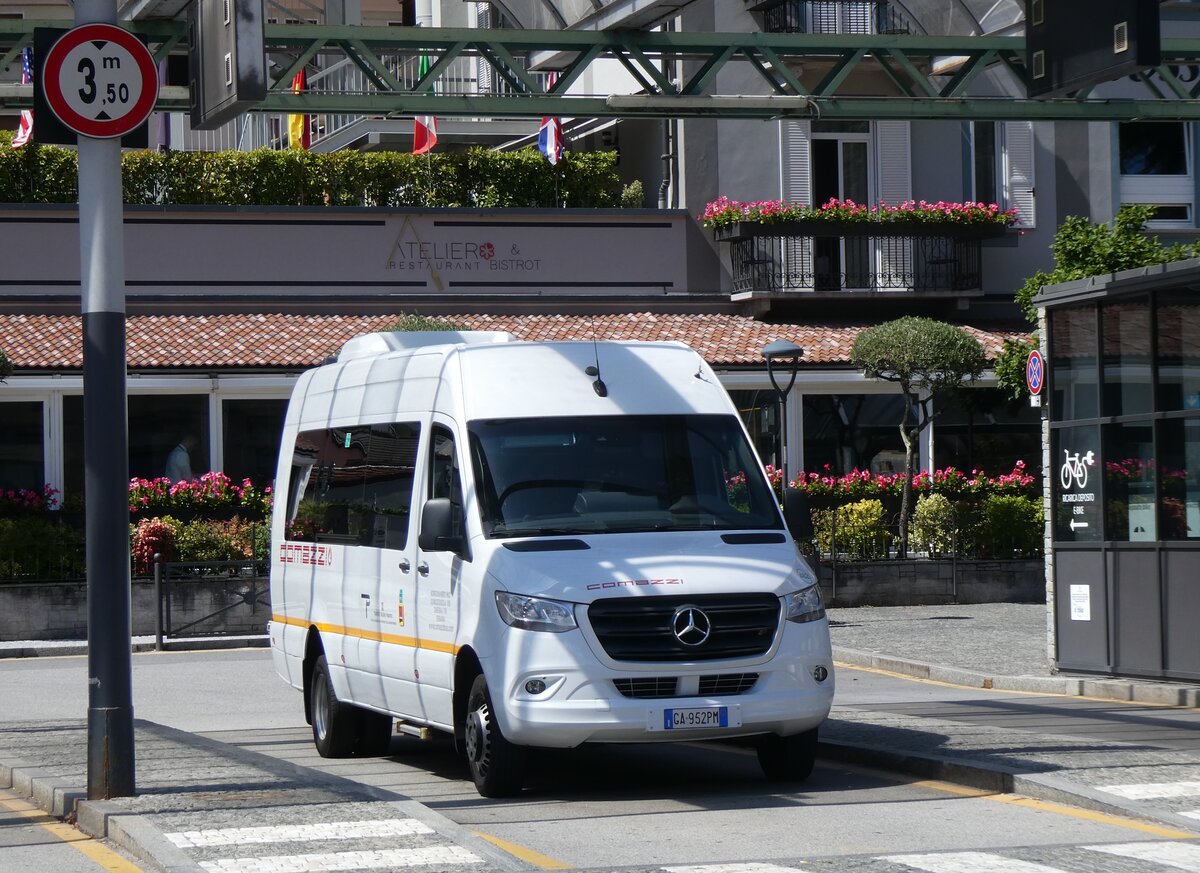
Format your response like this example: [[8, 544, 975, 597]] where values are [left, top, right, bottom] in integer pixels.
[[310, 655, 357, 758], [463, 673, 526, 797], [756, 727, 818, 783]]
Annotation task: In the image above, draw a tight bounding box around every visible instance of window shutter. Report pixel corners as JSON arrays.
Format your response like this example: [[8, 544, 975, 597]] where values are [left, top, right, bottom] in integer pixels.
[[875, 121, 912, 291], [475, 3, 493, 93], [845, 1, 874, 34], [810, 2, 838, 33], [1005, 120, 1036, 228], [780, 120, 814, 291]]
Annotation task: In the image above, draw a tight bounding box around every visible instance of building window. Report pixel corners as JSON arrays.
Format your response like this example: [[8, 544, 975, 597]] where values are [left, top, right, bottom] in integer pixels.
[[64, 395, 209, 496], [729, 389, 780, 471], [1157, 292, 1200, 412], [1103, 421, 1157, 541], [1119, 121, 1193, 225], [1159, 417, 1200, 540], [801, 394, 908, 475], [971, 122, 998, 205], [968, 121, 1036, 227], [932, 389, 1041, 479], [1050, 306, 1099, 422], [222, 399, 287, 487], [1102, 297, 1153, 417], [0, 402, 44, 492]]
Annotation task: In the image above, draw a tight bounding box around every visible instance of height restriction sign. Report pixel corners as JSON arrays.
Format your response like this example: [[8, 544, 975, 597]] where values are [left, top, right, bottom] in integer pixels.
[[41, 24, 158, 139]]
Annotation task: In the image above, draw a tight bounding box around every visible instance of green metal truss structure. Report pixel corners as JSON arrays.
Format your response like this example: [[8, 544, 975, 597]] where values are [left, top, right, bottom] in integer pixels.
[[3, 19, 1200, 120]]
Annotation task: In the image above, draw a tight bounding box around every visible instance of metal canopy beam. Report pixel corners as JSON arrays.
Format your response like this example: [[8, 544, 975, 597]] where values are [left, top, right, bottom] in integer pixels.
[[4, 20, 1200, 120]]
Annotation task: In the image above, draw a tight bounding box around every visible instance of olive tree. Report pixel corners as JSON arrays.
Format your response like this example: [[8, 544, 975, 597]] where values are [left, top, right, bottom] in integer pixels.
[[850, 317, 987, 557], [0, 350, 11, 382]]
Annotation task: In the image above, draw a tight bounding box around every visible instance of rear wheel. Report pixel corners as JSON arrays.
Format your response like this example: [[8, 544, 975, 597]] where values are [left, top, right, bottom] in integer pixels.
[[756, 727, 818, 782], [464, 674, 526, 797], [310, 655, 356, 758]]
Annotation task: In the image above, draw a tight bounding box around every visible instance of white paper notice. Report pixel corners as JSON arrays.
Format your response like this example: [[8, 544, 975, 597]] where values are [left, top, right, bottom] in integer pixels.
[[1070, 584, 1091, 621]]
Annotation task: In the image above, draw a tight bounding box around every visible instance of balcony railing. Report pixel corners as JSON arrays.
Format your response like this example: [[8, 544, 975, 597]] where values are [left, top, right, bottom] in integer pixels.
[[715, 221, 1006, 297], [750, 0, 917, 36]]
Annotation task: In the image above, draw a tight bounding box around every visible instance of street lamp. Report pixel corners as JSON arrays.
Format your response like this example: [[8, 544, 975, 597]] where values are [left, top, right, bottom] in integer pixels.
[[762, 340, 804, 487]]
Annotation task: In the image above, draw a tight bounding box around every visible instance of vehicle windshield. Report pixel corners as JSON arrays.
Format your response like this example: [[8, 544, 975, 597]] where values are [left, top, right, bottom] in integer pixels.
[[468, 415, 783, 538]]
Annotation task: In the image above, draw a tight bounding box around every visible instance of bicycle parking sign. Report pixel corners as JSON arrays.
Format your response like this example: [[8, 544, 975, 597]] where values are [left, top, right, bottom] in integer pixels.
[[1059, 447, 1098, 536]]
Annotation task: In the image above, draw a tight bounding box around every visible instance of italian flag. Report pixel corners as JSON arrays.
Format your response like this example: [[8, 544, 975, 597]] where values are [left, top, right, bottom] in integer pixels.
[[413, 53, 438, 155]]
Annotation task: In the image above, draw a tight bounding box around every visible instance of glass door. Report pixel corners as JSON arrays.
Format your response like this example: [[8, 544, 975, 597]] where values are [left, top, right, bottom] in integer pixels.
[[811, 124, 871, 290]]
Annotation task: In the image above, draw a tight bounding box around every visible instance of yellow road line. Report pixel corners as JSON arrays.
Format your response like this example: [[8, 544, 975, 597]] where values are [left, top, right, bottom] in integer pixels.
[[834, 661, 1190, 709], [836, 764, 1197, 840], [474, 830, 573, 869], [0, 788, 145, 872], [991, 794, 1198, 840]]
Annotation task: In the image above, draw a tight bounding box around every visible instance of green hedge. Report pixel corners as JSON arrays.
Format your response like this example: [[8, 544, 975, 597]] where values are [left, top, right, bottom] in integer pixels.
[[0, 134, 623, 208]]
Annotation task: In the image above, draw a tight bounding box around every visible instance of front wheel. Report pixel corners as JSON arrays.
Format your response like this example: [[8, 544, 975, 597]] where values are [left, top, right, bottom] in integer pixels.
[[756, 728, 818, 783], [463, 674, 526, 797]]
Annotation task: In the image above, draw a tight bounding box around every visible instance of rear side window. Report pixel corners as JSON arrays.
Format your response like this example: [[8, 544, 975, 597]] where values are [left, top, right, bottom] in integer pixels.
[[286, 422, 420, 548]]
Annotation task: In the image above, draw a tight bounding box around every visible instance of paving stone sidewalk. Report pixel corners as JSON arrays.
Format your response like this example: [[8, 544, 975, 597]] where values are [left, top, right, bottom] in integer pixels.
[[0, 719, 523, 873]]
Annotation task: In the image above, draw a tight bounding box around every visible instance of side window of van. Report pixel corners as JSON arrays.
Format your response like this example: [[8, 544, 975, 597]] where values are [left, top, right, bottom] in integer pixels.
[[287, 423, 420, 548], [430, 426, 465, 538], [363, 423, 421, 549]]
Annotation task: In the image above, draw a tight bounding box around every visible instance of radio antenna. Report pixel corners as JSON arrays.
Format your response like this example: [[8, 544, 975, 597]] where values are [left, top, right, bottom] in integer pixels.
[[586, 317, 608, 397]]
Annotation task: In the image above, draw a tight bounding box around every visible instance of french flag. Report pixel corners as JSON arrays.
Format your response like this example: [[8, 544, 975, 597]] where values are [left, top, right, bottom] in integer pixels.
[[537, 73, 563, 165]]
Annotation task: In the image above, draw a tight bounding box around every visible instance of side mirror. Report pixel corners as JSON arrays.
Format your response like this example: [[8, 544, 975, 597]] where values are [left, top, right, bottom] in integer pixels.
[[418, 498, 467, 555], [783, 487, 814, 541]]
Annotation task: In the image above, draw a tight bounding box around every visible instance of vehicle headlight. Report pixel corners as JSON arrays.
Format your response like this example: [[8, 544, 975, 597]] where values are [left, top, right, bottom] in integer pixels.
[[495, 592, 577, 633], [783, 584, 826, 623]]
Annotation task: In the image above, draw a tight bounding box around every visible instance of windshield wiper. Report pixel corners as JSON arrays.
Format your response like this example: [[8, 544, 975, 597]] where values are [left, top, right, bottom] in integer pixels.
[[490, 526, 596, 538]]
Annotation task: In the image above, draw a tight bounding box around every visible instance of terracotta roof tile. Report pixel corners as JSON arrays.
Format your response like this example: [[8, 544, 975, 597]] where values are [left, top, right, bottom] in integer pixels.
[[0, 313, 1030, 372]]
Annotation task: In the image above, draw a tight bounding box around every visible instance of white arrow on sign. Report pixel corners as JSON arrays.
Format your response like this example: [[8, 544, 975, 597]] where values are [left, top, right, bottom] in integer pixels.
[[1069, 519, 1089, 531]]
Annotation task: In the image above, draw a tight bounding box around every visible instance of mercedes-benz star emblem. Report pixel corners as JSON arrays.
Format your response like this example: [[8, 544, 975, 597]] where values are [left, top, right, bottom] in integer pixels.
[[671, 606, 712, 646]]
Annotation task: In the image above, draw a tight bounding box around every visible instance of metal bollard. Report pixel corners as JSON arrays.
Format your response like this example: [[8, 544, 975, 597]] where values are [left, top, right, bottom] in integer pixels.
[[153, 552, 163, 651]]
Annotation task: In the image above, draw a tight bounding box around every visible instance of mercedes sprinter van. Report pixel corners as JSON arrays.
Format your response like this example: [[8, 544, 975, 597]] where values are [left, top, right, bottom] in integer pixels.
[[269, 331, 833, 796]]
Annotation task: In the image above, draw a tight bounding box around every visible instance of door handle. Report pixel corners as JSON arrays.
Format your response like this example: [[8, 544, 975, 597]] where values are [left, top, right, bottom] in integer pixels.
[[399, 559, 411, 573], [417, 562, 430, 577]]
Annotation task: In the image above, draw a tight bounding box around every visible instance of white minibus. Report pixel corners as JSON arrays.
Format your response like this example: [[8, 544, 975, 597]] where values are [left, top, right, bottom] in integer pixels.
[[269, 331, 833, 796]]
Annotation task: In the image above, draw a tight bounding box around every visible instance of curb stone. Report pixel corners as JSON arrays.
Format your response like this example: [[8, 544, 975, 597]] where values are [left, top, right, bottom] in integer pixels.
[[833, 646, 1200, 707], [76, 800, 204, 873]]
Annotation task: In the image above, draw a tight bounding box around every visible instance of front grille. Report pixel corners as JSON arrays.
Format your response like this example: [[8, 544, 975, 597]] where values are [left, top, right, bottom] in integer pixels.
[[613, 677, 678, 698], [588, 594, 781, 662], [699, 673, 760, 695], [612, 673, 761, 699]]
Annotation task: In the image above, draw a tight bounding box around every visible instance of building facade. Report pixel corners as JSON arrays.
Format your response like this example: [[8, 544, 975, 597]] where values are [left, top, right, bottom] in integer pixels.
[[9, 0, 1199, 502]]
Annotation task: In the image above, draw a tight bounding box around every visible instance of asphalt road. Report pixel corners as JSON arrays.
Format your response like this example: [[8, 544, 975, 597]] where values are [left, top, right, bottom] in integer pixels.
[[3, 648, 1194, 871]]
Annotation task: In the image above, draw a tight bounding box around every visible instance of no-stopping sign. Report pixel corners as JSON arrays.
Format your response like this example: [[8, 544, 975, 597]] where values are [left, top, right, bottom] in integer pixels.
[[41, 23, 158, 139]]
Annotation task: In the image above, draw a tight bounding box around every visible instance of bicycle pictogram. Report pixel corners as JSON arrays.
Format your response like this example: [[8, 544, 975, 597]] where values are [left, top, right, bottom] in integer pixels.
[[1059, 449, 1094, 490]]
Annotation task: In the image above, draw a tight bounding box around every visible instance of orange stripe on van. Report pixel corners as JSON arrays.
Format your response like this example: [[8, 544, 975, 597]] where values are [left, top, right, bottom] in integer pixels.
[[271, 612, 459, 655]]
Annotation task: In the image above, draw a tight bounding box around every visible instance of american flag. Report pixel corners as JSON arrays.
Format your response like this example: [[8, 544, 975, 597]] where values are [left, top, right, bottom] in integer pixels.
[[12, 47, 33, 149]]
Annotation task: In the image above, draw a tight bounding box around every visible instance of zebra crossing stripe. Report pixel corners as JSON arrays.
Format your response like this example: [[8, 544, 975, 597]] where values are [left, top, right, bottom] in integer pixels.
[[165, 819, 434, 848], [882, 852, 1069, 873], [663, 864, 804, 873], [1099, 782, 1200, 800], [1085, 842, 1200, 872], [196, 845, 484, 873]]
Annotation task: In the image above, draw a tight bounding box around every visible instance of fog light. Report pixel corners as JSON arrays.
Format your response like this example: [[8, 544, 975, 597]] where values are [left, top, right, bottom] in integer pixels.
[[812, 665, 829, 683], [524, 679, 547, 694]]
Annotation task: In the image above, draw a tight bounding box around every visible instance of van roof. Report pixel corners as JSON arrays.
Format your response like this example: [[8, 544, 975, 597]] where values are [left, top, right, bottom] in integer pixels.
[[337, 331, 517, 361]]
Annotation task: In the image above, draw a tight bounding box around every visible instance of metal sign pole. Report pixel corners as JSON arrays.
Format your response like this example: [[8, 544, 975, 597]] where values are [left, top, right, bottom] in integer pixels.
[[76, 0, 135, 800]]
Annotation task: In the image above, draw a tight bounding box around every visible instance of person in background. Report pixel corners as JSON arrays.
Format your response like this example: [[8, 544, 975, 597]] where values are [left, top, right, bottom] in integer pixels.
[[166, 433, 199, 482]]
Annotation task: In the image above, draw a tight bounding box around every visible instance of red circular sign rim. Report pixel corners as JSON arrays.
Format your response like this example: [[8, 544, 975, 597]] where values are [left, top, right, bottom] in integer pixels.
[[1026, 349, 1044, 395], [42, 23, 158, 139]]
